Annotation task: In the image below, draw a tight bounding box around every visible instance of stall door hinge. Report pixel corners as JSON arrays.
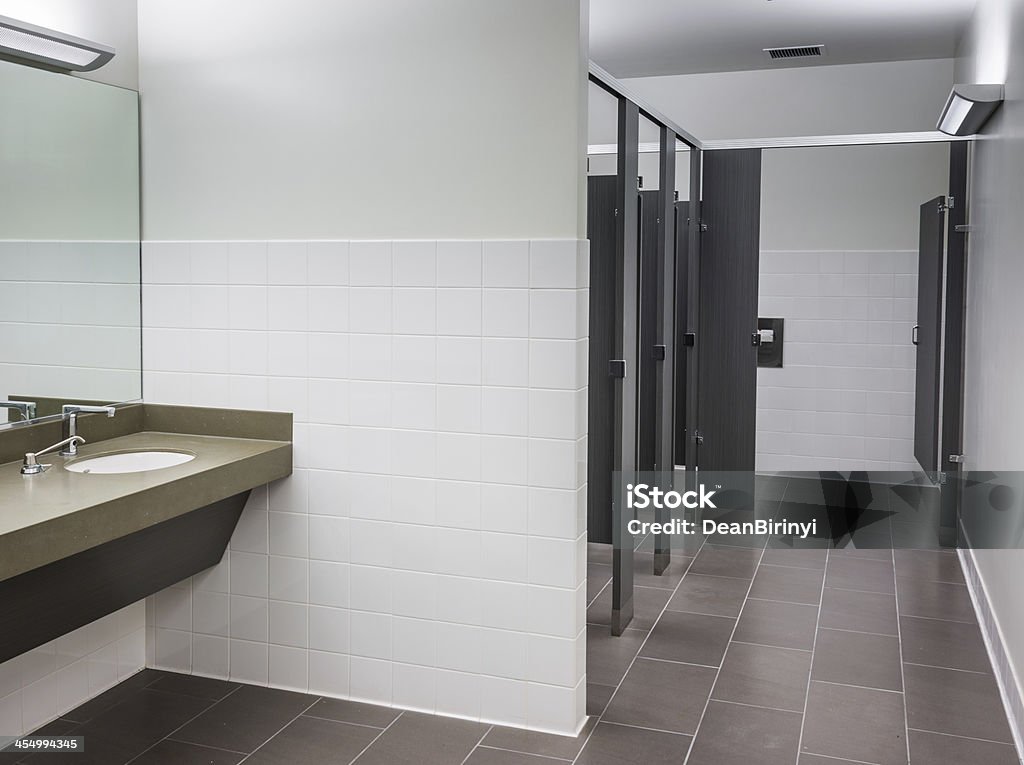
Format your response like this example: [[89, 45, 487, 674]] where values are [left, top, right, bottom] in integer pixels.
[[948, 454, 966, 464]]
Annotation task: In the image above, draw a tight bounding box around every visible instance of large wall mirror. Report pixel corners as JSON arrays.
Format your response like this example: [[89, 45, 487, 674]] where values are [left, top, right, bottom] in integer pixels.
[[0, 59, 140, 425]]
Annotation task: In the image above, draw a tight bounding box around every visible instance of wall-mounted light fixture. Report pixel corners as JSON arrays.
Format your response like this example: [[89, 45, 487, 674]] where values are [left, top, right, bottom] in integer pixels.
[[937, 83, 1005, 136], [0, 14, 114, 72]]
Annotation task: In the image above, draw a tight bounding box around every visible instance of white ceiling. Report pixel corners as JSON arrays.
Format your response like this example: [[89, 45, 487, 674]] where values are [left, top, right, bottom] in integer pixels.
[[590, 0, 977, 77]]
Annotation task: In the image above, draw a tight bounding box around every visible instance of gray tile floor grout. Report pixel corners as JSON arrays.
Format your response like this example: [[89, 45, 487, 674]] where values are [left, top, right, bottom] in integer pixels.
[[892, 546, 915, 765], [236, 697, 322, 764], [348, 711, 404, 764], [794, 542, 827, 765]]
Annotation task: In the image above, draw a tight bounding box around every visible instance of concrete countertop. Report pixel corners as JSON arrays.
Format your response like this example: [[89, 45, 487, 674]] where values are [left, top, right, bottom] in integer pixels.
[[0, 405, 292, 582]]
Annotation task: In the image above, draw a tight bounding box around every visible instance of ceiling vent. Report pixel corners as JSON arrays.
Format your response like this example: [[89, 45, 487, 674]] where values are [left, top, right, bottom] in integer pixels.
[[764, 44, 825, 60]]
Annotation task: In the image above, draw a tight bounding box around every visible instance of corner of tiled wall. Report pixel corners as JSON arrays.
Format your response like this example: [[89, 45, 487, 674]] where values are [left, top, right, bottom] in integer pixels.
[[142, 238, 589, 735]]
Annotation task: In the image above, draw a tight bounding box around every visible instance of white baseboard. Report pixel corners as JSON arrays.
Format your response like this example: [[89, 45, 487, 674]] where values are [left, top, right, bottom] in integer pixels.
[[958, 542, 1024, 763]]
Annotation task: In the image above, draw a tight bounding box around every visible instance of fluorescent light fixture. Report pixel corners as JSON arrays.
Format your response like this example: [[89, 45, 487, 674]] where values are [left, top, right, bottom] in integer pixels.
[[937, 84, 1004, 136], [0, 14, 114, 72]]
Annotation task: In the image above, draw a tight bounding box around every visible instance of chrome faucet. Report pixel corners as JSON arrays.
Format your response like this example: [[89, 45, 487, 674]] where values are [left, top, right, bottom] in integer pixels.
[[0, 400, 36, 422], [22, 436, 85, 475], [60, 404, 116, 456]]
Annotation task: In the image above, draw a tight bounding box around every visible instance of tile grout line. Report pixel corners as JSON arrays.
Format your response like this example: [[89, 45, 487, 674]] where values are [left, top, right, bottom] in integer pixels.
[[476, 743, 573, 762], [570, 523, 710, 765], [681, 532, 769, 765], [237, 695, 324, 763], [123, 684, 245, 765], [793, 541, 828, 765], [905, 726, 1018, 747], [459, 724, 493, 765], [348, 709, 405, 764], [892, 546, 912, 765]]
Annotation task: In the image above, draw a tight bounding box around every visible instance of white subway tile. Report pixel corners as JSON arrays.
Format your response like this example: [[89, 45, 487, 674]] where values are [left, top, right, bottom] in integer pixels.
[[269, 645, 308, 691], [229, 596, 268, 642], [392, 288, 436, 335], [483, 241, 529, 288], [308, 561, 349, 609], [436, 241, 482, 287], [309, 606, 350, 653], [482, 338, 529, 387], [269, 602, 308, 648], [269, 556, 308, 603], [393, 241, 436, 286], [530, 240, 578, 288], [482, 289, 529, 338], [308, 287, 350, 332], [308, 651, 349, 697], [349, 241, 392, 286], [191, 635, 229, 679], [307, 241, 349, 286], [229, 639, 268, 685], [437, 337, 481, 385], [350, 287, 392, 334], [481, 387, 528, 436], [350, 657, 392, 706], [529, 290, 577, 339], [267, 242, 308, 285], [268, 286, 309, 331], [228, 242, 268, 284]]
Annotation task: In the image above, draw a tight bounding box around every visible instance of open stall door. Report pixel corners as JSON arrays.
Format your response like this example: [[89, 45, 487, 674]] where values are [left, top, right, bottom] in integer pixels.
[[914, 196, 947, 474]]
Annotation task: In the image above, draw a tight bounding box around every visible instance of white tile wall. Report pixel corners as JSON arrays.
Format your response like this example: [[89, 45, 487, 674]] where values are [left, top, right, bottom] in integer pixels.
[[0, 602, 145, 736], [142, 239, 589, 735], [757, 250, 919, 473], [0, 241, 141, 404]]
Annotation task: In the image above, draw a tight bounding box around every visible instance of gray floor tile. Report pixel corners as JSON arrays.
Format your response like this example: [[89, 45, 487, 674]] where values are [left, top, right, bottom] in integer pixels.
[[712, 642, 811, 712], [687, 700, 802, 765], [147, 673, 240, 701], [894, 549, 964, 583], [172, 685, 317, 754], [586, 683, 616, 716], [603, 657, 716, 734], [825, 555, 895, 594], [904, 663, 1014, 744], [820, 587, 899, 636], [246, 716, 379, 765], [733, 599, 818, 650], [588, 584, 671, 631], [896, 578, 977, 622], [631, 552, 694, 589], [749, 564, 824, 605], [465, 748, 569, 764], [575, 721, 691, 765], [799, 756, 864, 765], [828, 545, 894, 561], [801, 681, 907, 765], [640, 611, 735, 667], [900, 615, 992, 673], [909, 728, 1020, 764], [667, 573, 750, 617], [586, 625, 647, 687], [688, 545, 762, 579], [761, 546, 828, 570], [349, 712, 487, 765], [481, 720, 594, 761], [59, 669, 166, 724], [303, 698, 400, 728], [587, 563, 612, 604], [130, 740, 245, 764], [812, 628, 903, 691]]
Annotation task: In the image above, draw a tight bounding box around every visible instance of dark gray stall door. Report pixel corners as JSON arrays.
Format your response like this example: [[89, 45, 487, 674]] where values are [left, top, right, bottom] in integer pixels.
[[638, 190, 660, 472], [674, 201, 689, 464], [915, 196, 947, 474], [587, 175, 617, 543], [696, 149, 762, 471]]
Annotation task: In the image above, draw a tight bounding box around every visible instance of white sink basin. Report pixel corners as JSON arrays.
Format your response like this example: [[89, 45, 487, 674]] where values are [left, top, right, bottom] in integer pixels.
[[65, 450, 196, 475]]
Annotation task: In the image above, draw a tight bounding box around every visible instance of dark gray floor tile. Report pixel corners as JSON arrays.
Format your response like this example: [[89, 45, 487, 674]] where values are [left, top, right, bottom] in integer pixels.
[[820, 587, 898, 636], [749, 564, 824, 605], [28, 689, 216, 765], [246, 715, 378, 765], [148, 672, 240, 701], [481, 720, 594, 761], [688, 545, 762, 579], [575, 721, 691, 765], [466, 748, 569, 765], [667, 574, 750, 617], [904, 663, 1014, 744], [733, 599, 818, 650], [828, 545, 894, 561], [586, 683, 615, 716], [909, 728, 1020, 764], [825, 555, 895, 593], [304, 698, 401, 728], [349, 712, 487, 765], [687, 700, 802, 765], [712, 642, 811, 712], [812, 628, 903, 691], [896, 578, 976, 622], [588, 543, 613, 566], [801, 681, 907, 765], [900, 615, 992, 673], [631, 552, 693, 590], [588, 585, 671, 631], [799, 756, 864, 765], [761, 546, 828, 570], [130, 740, 244, 765], [603, 657, 716, 734], [587, 563, 612, 604], [172, 685, 317, 754], [586, 625, 647, 687], [756, 474, 789, 501], [895, 549, 964, 583], [60, 669, 166, 723], [640, 611, 735, 667]]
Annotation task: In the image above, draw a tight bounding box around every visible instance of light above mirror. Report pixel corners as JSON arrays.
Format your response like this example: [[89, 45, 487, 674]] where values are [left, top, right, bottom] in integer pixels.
[[937, 83, 1005, 136], [0, 13, 114, 72]]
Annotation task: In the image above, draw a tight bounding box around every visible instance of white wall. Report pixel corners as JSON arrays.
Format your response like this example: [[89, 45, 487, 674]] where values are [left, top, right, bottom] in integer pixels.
[[138, 0, 586, 241], [954, 0, 1024, 744], [0, 0, 138, 90], [137, 0, 589, 736]]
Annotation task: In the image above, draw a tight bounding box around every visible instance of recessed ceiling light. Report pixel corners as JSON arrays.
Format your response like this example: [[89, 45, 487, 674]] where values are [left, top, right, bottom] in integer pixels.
[[0, 14, 114, 72]]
